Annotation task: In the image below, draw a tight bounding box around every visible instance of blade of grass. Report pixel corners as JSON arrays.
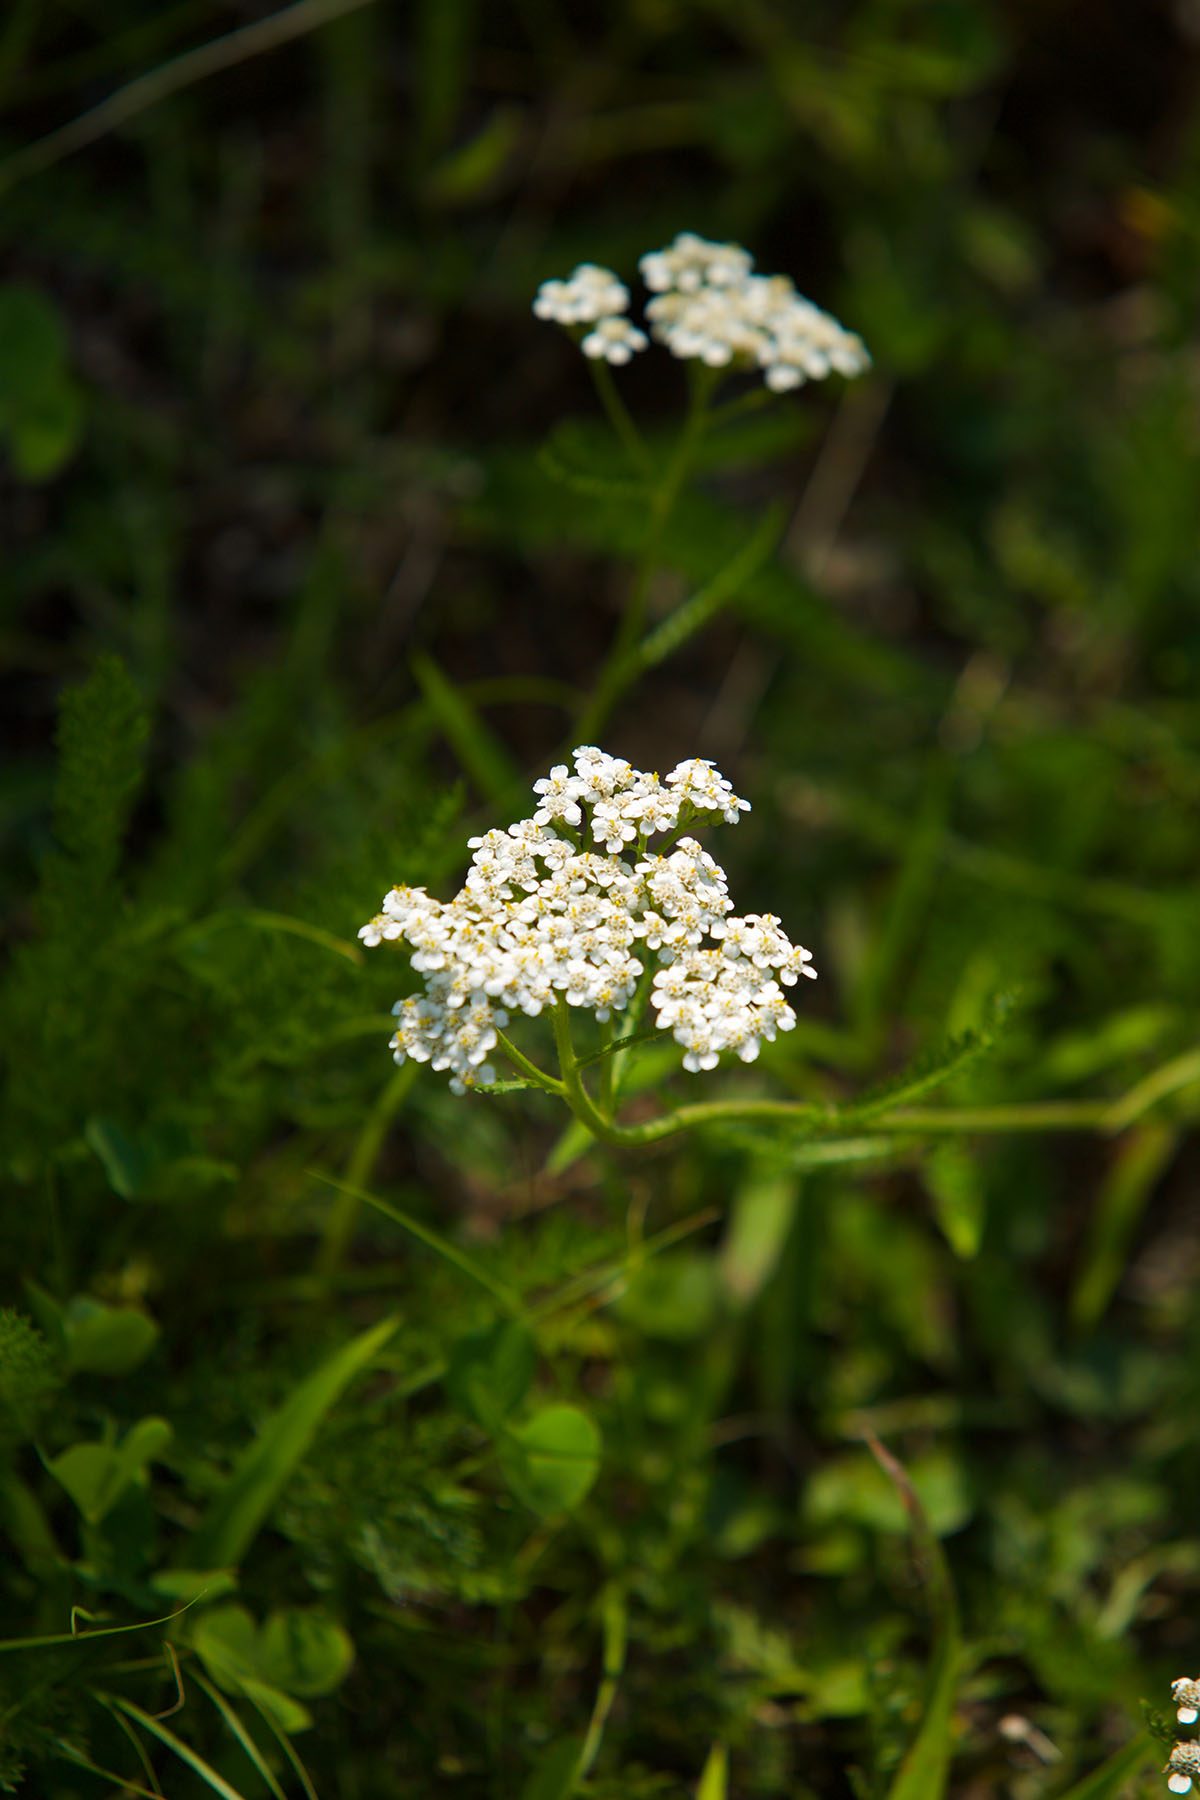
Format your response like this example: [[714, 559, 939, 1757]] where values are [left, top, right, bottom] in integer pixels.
[[52, 1735, 165, 1800], [102, 1695, 251, 1800], [243, 1687, 320, 1800], [0, 1599, 197, 1654], [193, 1673, 288, 1800], [868, 1434, 960, 1800], [696, 1743, 728, 1800], [1070, 1121, 1178, 1332], [310, 1172, 525, 1317], [1052, 1734, 1155, 1799], [185, 1315, 397, 1571], [0, 0, 383, 193]]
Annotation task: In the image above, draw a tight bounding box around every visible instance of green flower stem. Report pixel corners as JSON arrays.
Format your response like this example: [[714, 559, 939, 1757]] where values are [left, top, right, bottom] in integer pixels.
[[577, 1582, 628, 1781], [547, 1040, 1200, 1151], [588, 359, 652, 477], [574, 364, 718, 745], [552, 995, 620, 1142], [495, 1030, 567, 1094]]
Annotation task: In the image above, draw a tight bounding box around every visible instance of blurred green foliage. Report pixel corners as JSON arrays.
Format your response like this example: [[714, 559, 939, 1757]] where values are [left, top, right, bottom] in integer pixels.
[[2, 0, 1200, 1795]]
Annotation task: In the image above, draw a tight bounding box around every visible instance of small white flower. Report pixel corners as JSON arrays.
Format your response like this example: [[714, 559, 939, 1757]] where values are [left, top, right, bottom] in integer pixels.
[[1173, 1679, 1200, 1726], [533, 264, 630, 325], [580, 315, 649, 365], [640, 232, 755, 294], [1168, 1741, 1200, 1795]]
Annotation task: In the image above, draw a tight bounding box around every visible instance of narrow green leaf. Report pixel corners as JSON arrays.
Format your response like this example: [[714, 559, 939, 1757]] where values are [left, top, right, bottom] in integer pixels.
[[85, 1116, 150, 1198], [103, 1695, 251, 1800], [923, 1142, 986, 1260], [1070, 1122, 1178, 1331], [872, 1436, 961, 1800], [853, 763, 949, 1034], [193, 1672, 289, 1800], [719, 1169, 798, 1307], [520, 1736, 584, 1800], [631, 501, 784, 676], [411, 650, 520, 802], [186, 1316, 397, 1571], [426, 103, 523, 204], [63, 1296, 158, 1375], [51, 1734, 162, 1800], [1053, 1733, 1155, 1800], [837, 1003, 1010, 1128], [697, 1742, 729, 1800], [537, 440, 647, 504], [313, 1173, 525, 1316], [0, 1599, 196, 1654]]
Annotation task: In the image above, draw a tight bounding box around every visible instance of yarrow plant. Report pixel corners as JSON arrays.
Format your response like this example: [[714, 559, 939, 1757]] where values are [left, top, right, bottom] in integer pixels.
[[359, 748, 814, 1102], [1167, 1679, 1200, 1793], [533, 230, 870, 392]]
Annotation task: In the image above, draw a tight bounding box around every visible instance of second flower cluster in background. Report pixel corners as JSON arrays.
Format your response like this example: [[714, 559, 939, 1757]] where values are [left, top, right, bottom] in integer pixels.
[[533, 230, 871, 391]]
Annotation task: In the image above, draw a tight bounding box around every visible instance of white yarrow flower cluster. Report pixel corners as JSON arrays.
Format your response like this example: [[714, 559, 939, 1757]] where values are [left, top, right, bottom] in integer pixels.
[[642, 235, 871, 391], [359, 748, 815, 1092], [533, 232, 869, 393], [532, 264, 630, 325], [1168, 1680, 1200, 1792]]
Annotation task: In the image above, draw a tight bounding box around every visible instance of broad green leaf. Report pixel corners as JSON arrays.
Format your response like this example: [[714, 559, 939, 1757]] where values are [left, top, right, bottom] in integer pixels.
[[618, 1252, 720, 1342], [447, 1319, 536, 1431], [0, 282, 84, 479], [500, 1404, 601, 1517], [192, 1604, 317, 1732], [63, 1297, 159, 1375], [48, 1416, 171, 1523], [257, 1608, 355, 1697], [194, 1604, 260, 1688], [185, 1316, 397, 1571], [150, 1568, 238, 1603], [519, 1736, 584, 1800]]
